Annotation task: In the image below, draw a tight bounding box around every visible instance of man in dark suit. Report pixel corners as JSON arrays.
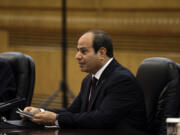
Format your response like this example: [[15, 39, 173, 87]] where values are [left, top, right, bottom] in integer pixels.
[[23, 30, 147, 131], [0, 58, 16, 102]]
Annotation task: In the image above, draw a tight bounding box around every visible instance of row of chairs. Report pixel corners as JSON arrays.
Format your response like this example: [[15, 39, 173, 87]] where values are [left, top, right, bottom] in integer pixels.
[[136, 57, 180, 135], [0, 52, 179, 134]]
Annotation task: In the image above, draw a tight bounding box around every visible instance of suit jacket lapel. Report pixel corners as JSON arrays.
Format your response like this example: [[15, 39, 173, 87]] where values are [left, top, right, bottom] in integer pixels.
[[88, 59, 119, 110], [82, 76, 92, 111]]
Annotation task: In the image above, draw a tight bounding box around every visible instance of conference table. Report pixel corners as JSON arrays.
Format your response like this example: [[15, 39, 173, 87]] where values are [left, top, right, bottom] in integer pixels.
[[0, 128, 150, 135]]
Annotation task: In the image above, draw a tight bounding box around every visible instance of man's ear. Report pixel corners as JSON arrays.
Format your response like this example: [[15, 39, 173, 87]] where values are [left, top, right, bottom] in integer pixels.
[[98, 47, 107, 56]]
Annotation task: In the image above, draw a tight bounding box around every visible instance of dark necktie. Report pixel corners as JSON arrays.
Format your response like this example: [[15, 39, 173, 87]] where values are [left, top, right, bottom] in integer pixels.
[[88, 77, 98, 111]]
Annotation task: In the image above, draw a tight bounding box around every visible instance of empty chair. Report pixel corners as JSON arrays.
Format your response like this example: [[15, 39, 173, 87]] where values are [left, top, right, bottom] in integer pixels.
[[0, 52, 35, 120], [136, 57, 180, 135], [175, 63, 180, 117]]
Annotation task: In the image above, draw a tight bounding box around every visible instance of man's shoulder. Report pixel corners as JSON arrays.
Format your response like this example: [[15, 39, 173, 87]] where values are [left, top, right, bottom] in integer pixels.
[[104, 60, 139, 88], [109, 59, 135, 77], [111, 67, 135, 83]]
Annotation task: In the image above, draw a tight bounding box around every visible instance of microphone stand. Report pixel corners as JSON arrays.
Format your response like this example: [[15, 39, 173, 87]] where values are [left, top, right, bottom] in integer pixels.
[[41, 0, 75, 108]]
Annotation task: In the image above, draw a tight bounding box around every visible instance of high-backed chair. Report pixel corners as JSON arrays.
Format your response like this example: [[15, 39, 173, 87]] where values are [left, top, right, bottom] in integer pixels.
[[136, 57, 180, 135], [0, 52, 35, 120], [175, 63, 180, 117]]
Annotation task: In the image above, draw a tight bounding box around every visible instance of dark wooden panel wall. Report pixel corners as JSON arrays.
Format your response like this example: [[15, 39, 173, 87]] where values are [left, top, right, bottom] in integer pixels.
[[0, 0, 180, 108]]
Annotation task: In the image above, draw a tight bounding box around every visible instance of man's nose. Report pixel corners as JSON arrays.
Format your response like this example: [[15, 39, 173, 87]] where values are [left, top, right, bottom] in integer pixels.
[[75, 52, 81, 60]]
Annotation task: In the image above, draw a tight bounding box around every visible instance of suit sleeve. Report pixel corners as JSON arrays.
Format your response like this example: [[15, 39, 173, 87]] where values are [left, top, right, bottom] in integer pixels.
[[57, 73, 139, 129]]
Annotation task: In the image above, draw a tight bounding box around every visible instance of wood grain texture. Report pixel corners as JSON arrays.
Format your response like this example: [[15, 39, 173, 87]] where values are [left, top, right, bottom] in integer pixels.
[[0, 0, 180, 108]]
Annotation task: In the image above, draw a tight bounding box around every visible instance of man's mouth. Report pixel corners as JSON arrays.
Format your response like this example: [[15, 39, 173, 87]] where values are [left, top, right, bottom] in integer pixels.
[[78, 63, 85, 67]]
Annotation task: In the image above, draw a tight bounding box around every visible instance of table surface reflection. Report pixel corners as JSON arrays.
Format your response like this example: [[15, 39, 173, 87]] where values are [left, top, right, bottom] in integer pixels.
[[0, 128, 150, 135]]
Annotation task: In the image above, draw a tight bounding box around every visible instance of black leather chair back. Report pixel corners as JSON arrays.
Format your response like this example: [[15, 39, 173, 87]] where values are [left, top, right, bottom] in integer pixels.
[[0, 52, 35, 119], [136, 57, 180, 135], [175, 63, 180, 117]]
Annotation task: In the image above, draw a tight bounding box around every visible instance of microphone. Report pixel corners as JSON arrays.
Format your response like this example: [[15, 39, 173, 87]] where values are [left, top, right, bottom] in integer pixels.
[[0, 97, 26, 112]]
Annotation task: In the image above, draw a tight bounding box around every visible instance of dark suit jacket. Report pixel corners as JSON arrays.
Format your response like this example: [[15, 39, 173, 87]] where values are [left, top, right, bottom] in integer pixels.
[[0, 58, 16, 102], [56, 59, 147, 131]]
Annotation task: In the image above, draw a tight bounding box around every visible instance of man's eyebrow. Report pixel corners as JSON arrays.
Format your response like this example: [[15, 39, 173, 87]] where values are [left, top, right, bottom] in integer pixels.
[[77, 47, 87, 50]]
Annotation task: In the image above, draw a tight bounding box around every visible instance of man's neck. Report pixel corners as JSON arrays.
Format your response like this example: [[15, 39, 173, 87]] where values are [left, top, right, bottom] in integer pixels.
[[93, 57, 113, 80]]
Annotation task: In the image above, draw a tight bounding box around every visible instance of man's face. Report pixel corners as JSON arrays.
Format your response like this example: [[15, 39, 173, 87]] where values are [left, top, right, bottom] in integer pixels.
[[75, 33, 102, 74]]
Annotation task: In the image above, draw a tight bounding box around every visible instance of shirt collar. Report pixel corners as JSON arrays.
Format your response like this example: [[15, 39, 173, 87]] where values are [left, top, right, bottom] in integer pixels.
[[92, 58, 113, 80]]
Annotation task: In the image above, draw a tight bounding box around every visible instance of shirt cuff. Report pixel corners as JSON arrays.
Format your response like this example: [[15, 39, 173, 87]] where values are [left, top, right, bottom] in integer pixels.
[[55, 120, 59, 126], [55, 114, 60, 127], [40, 108, 45, 112]]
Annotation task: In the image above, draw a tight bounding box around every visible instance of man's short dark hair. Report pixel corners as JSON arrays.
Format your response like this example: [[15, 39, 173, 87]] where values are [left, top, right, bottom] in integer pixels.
[[86, 30, 113, 58]]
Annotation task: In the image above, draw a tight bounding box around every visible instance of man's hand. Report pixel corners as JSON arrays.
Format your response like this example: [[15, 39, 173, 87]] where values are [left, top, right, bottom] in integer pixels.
[[31, 111, 57, 125], [19, 106, 40, 119], [21, 106, 58, 125], [23, 106, 41, 115]]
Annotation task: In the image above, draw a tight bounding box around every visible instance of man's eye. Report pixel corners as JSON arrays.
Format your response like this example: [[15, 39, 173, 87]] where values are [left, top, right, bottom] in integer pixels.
[[81, 50, 87, 54]]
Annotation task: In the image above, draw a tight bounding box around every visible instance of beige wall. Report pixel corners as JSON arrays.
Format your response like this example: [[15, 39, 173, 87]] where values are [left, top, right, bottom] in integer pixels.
[[0, 0, 180, 108]]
